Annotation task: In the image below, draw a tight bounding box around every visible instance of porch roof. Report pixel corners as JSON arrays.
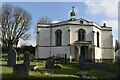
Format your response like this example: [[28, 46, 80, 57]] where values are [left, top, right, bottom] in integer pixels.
[[74, 41, 92, 46]]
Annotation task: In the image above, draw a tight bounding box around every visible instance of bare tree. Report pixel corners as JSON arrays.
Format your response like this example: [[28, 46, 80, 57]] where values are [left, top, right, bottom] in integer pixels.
[[38, 16, 51, 24], [1, 4, 32, 49], [115, 39, 120, 52], [0, 7, 2, 24]]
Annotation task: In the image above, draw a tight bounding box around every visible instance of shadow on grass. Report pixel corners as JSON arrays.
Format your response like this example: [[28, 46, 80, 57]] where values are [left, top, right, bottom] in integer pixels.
[[1, 60, 118, 79], [1, 73, 81, 80], [1, 78, 81, 80], [2, 74, 13, 78], [61, 62, 80, 69]]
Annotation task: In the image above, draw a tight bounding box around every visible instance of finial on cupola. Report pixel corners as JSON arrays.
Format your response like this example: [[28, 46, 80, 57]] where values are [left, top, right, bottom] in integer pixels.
[[103, 23, 106, 27], [70, 6, 76, 20]]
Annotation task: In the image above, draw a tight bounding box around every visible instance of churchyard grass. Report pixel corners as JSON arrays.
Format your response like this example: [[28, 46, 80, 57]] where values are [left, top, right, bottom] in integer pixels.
[[87, 69, 116, 78], [102, 62, 118, 68], [1, 60, 81, 79], [1, 60, 117, 79], [0, 53, 117, 79]]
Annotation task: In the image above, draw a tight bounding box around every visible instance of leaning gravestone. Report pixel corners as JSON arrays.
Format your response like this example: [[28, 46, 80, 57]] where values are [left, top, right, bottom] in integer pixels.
[[7, 48, 17, 67], [23, 51, 30, 65], [12, 64, 29, 77], [45, 57, 55, 69]]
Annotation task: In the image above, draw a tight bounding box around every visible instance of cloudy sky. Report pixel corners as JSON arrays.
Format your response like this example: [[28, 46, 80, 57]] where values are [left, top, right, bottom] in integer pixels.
[[2, 0, 119, 47]]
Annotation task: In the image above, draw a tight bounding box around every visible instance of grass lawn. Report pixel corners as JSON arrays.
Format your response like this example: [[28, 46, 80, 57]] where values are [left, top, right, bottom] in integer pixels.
[[102, 62, 118, 68], [1, 60, 81, 80], [0, 53, 117, 80]]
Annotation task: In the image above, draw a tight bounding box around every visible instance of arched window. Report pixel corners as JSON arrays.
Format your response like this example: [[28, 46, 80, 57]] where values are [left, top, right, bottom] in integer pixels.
[[55, 29, 62, 46], [78, 29, 86, 41], [97, 32, 99, 47]]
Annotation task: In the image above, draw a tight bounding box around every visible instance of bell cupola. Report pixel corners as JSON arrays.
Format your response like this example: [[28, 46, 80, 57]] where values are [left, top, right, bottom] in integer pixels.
[[70, 6, 76, 20]]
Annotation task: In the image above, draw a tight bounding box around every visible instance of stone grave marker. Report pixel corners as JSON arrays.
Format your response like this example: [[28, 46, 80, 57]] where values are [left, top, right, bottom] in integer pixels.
[[23, 51, 30, 65], [17, 53, 20, 61], [12, 64, 29, 77], [79, 54, 85, 63], [45, 57, 55, 69], [30, 54, 34, 61], [56, 54, 67, 64], [7, 48, 17, 67], [74, 71, 97, 79], [54, 64, 61, 69], [30, 65, 38, 71]]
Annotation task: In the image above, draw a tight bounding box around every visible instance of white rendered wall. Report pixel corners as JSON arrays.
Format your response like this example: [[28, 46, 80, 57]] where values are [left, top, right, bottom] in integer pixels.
[[101, 49, 114, 59], [51, 25, 70, 58], [51, 46, 70, 58], [38, 26, 70, 46], [38, 28, 50, 46], [69, 25, 77, 44], [69, 25, 93, 44], [94, 47, 101, 59], [37, 46, 70, 59], [51, 25, 70, 46], [38, 47, 50, 58], [36, 28, 50, 59], [69, 25, 94, 60], [101, 31, 113, 48], [92, 27, 101, 47], [92, 26, 103, 61], [70, 45, 75, 59], [35, 47, 39, 59], [101, 30, 113, 59], [37, 25, 71, 59], [36, 23, 113, 60]]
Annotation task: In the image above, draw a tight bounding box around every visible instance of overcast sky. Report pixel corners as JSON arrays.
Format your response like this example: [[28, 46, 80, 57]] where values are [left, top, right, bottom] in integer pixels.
[[2, 0, 118, 47]]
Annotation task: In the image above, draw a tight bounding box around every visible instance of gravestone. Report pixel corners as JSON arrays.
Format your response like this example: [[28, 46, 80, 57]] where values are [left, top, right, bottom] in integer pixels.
[[30, 54, 34, 61], [12, 64, 29, 77], [7, 48, 17, 67], [80, 54, 85, 63], [58, 58, 65, 63], [74, 71, 97, 79], [23, 51, 30, 65], [45, 57, 55, 69], [54, 64, 61, 69], [79, 54, 85, 69], [56, 54, 67, 64], [30, 65, 38, 71], [17, 53, 20, 61], [40, 70, 53, 75]]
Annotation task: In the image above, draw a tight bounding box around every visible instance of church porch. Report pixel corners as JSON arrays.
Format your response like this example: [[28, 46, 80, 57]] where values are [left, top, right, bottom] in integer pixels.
[[74, 41, 94, 62]]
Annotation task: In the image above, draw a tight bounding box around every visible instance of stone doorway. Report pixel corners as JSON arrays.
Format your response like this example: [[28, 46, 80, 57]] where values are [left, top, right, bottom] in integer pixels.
[[80, 46, 88, 62], [75, 45, 92, 62], [74, 41, 93, 62]]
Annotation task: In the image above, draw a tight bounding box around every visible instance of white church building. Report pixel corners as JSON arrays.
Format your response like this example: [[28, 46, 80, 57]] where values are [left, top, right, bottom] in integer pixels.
[[35, 7, 114, 62]]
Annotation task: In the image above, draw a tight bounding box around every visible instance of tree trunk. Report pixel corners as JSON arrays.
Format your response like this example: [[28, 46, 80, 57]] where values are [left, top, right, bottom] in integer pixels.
[[7, 40, 14, 66]]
